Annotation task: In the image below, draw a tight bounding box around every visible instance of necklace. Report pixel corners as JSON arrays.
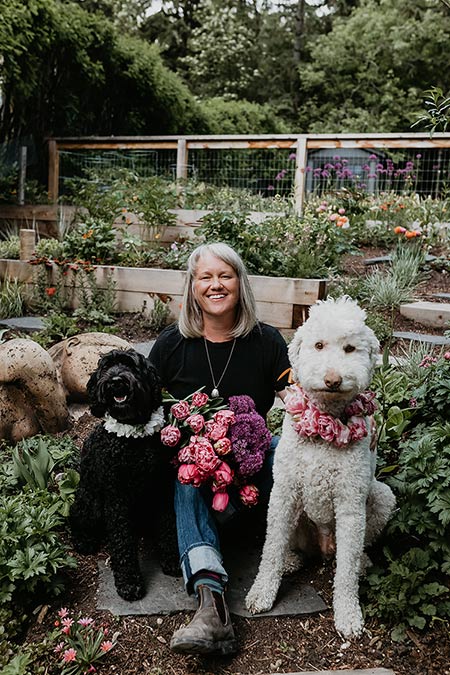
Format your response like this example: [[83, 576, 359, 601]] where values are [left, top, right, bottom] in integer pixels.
[[203, 337, 237, 398], [284, 384, 376, 449]]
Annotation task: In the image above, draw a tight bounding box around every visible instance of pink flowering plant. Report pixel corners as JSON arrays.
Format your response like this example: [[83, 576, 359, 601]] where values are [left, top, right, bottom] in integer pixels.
[[51, 608, 119, 675], [161, 389, 272, 512]]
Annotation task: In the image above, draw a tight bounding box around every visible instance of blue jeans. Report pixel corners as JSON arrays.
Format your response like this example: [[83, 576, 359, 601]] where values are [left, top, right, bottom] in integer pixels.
[[175, 436, 279, 593]]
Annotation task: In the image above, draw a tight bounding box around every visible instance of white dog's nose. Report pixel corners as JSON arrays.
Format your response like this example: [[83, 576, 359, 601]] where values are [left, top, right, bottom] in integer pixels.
[[324, 371, 342, 390]]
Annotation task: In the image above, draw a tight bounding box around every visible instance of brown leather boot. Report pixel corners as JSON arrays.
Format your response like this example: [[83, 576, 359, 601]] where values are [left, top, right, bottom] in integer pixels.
[[170, 584, 238, 655]]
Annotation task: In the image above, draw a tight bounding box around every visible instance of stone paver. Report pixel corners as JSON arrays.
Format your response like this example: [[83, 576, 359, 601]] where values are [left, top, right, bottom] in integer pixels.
[[131, 340, 155, 356], [97, 541, 327, 618], [400, 301, 450, 328], [393, 331, 450, 345], [433, 292, 450, 300], [364, 254, 436, 266], [0, 316, 44, 332]]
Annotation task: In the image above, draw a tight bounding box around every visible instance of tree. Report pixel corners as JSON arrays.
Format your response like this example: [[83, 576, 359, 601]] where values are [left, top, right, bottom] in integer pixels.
[[297, 0, 450, 131]]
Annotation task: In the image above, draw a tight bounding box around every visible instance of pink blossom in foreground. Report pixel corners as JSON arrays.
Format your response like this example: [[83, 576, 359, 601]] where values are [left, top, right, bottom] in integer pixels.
[[78, 617, 94, 627], [100, 641, 114, 652], [58, 607, 69, 618], [62, 648, 77, 662], [185, 414, 205, 433]]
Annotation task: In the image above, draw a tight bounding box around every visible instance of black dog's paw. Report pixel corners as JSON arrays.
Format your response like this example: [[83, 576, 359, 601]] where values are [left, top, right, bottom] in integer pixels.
[[114, 571, 146, 601], [72, 537, 101, 556], [160, 557, 182, 577]]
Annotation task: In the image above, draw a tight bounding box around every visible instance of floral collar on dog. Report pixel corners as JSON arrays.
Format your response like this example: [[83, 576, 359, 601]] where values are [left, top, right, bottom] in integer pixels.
[[285, 384, 376, 448], [104, 406, 165, 438]]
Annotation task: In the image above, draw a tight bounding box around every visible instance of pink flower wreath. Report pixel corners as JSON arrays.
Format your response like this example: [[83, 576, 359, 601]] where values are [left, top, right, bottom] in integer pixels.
[[284, 383, 377, 448], [160, 390, 271, 511]]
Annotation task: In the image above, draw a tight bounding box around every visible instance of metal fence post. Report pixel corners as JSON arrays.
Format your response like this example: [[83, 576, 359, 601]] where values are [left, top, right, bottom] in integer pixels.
[[176, 139, 188, 207], [294, 136, 308, 216], [18, 146, 27, 205]]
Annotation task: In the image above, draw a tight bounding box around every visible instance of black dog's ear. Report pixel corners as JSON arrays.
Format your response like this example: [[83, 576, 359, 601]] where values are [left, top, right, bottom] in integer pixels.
[[86, 361, 106, 418], [139, 354, 162, 408]]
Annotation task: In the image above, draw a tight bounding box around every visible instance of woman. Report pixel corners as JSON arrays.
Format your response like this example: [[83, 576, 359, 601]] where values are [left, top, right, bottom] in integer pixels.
[[150, 242, 290, 656]]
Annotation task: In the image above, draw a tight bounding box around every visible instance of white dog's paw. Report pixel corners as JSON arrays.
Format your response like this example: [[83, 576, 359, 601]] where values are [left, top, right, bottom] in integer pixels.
[[334, 602, 364, 637], [245, 578, 279, 615]]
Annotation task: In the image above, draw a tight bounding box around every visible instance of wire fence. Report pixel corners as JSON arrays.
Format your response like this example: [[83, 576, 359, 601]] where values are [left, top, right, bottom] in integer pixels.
[[56, 139, 450, 207]]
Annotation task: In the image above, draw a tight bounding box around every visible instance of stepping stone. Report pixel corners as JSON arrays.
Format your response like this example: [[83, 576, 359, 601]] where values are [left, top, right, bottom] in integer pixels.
[[393, 331, 450, 345], [364, 254, 436, 266], [433, 292, 450, 300], [271, 670, 394, 675], [400, 301, 450, 329], [97, 541, 327, 618], [0, 316, 44, 333]]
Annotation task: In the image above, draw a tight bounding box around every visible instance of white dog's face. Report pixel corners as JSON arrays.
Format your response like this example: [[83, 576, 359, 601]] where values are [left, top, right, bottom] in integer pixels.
[[288, 297, 379, 414]]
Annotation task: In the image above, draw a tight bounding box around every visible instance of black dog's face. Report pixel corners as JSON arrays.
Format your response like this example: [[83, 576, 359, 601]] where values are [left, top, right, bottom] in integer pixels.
[[87, 349, 162, 424]]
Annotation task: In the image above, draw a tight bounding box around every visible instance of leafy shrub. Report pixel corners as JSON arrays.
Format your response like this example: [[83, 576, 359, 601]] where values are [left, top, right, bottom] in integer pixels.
[[62, 218, 116, 264], [34, 237, 65, 261], [0, 234, 20, 259], [363, 352, 450, 639], [0, 278, 24, 318]]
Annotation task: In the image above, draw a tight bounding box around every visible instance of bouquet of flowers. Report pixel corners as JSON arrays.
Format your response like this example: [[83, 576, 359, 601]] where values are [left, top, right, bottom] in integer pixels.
[[160, 389, 272, 512]]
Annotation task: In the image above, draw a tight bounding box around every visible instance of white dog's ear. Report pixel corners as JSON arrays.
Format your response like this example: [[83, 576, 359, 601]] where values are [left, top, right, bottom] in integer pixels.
[[366, 326, 380, 368], [288, 324, 305, 382]]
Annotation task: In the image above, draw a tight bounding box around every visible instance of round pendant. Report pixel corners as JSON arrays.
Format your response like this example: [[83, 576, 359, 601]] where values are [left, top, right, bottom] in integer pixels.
[[211, 388, 220, 398]]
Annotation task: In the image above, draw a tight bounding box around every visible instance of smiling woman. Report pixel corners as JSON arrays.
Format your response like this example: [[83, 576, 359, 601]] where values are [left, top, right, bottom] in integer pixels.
[[149, 242, 291, 656]]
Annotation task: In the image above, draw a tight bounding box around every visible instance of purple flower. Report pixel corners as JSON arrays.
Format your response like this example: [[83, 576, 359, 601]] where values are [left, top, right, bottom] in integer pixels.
[[289, 153, 297, 161], [416, 153, 422, 159], [228, 396, 271, 478], [267, 184, 275, 191], [369, 154, 377, 160]]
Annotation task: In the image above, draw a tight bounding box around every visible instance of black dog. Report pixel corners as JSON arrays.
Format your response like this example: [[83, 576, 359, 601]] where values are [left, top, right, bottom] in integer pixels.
[[69, 349, 179, 601]]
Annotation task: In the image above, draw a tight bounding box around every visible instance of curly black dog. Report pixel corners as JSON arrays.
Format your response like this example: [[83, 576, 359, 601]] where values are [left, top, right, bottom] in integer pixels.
[[69, 349, 179, 601]]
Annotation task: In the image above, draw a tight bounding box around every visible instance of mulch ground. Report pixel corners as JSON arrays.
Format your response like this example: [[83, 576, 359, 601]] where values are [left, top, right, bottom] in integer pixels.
[[18, 246, 450, 673]]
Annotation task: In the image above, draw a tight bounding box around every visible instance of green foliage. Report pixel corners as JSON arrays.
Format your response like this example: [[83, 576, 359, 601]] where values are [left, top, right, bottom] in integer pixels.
[[412, 86, 450, 135], [62, 218, 116, 264], [363, 352, 450, 637], [266, 407, 286, 437], [0, 488, 77, 604], [0, 235, 20, 259], [202, 97, 288, 134], [34, 237, 65, 260], [0, 278, 24, 319], [33, 313, 79, 348], [72, 268, 117, 328], [195, 210, 349, 278], [358, 246, 424, 310], [145, 296, 171, 333]]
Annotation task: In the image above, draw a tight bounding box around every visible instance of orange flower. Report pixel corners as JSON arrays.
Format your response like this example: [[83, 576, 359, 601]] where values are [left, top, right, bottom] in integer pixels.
[[45, 287, 56, 297], [82, 229, 93, 239], [405, 230, 420, 238], [380, 204, 388, 211], [394, 226, 407, 234]]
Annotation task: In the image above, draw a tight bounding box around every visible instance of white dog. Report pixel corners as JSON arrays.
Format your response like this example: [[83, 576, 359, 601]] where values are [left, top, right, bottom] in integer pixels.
[[246, 297, 396, 637]]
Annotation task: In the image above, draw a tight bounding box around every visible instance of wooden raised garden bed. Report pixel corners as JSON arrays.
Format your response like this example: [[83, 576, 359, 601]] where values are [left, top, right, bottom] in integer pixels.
[[0, 259, 327, 330]]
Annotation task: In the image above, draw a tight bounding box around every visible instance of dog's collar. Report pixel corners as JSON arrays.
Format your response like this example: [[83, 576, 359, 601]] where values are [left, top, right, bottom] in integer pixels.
[[103, 406, 165, 438], [285, 384, 376, 448]]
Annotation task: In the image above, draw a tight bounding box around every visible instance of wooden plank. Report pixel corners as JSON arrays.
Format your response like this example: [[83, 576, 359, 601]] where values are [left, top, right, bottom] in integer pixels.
[[48, 139, 59, 203], [249, 275, 327, 304], [294, 137, 307, 216], [0, 259, 35, 282]]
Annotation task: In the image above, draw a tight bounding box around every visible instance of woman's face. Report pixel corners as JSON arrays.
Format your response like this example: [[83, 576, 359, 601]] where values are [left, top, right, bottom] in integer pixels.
[[192, 252, 240, 323]]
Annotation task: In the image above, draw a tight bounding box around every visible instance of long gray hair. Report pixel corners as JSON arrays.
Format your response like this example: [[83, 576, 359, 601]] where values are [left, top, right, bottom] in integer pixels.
[[178, 243, 258, 339]]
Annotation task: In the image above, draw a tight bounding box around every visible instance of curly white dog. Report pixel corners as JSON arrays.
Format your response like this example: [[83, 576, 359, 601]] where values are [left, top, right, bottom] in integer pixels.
[[246, 296, 396, 637]]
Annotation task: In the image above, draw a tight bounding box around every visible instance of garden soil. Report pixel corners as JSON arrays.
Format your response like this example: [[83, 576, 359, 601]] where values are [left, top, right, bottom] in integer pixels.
[[23, 246, 450, 674]]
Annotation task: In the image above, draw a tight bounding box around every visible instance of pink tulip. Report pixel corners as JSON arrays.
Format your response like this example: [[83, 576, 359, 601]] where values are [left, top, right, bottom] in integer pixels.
[[186, 414, 205, 433], [239, 484, 259, 506], [170, 400, 191, 420], [212, 462, 234, 491], [191, 392, 209, 408], [161, 425, 181, 447], [214, 437, 232, 456], [178, 463, 202, 486], [212, 491, 229, 512]]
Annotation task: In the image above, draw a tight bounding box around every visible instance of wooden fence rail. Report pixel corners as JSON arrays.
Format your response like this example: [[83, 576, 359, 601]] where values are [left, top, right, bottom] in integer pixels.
[[48, 132, 450, 213]]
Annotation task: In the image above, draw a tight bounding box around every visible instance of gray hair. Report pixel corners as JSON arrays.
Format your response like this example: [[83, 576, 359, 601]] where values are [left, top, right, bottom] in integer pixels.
[[178, 243, 258, 339]]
